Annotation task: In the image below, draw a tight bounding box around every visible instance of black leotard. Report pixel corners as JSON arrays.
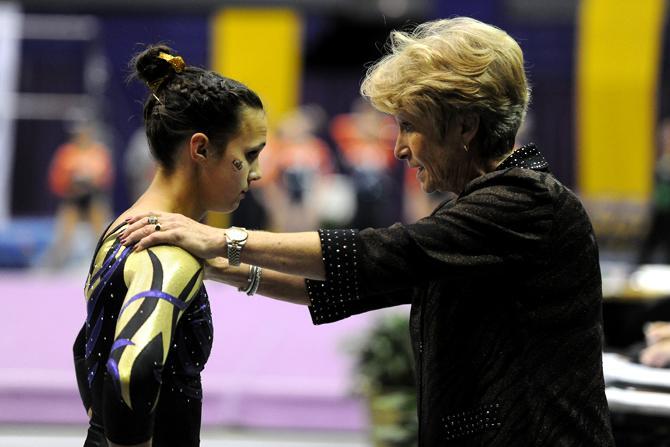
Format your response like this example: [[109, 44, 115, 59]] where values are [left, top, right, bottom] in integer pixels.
[[74, 222, 213, 446]]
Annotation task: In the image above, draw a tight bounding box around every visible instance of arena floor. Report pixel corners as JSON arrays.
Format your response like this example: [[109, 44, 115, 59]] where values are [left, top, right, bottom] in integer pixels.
[[0, 425, 369, 447]]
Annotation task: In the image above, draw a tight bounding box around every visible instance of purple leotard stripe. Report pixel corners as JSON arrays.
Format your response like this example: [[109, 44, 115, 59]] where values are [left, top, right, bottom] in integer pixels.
[[106, 358, 121, 395], [119, 290, 188, 316], [106, 358, 120, 381], [110, 338, 135, 353], [86, 246, 132, 322], [87, 242, 122, 291]]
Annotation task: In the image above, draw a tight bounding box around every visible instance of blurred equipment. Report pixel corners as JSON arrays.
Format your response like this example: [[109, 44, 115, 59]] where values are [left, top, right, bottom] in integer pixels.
[[3, 13, 111, 268], [637, 118, 670, 265], [603, 353, 670, 447], [601, 263, 670, 348], [602, 263, 670, 445], [0, 3, 20, 225]]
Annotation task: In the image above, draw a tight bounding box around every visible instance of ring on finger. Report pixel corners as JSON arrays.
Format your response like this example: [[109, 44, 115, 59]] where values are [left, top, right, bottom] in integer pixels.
[[155, 223, 162, 232], [148, 216, 158, 225]]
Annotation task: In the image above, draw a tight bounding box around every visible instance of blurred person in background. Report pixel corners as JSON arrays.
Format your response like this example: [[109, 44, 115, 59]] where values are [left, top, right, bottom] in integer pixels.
[[262, 104, 333, 230], [124, 126, 156, 201], [636, 117, 670, 265], [45, 121, 114, 269], [331, 98, 397, 227], [630, 121, 670, 369], [640, 321, 670, 367], [121, 18, 614, 445], [72, 45, 265, 447]]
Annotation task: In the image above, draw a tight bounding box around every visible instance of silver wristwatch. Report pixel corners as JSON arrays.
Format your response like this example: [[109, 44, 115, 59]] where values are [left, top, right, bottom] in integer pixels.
[[225, 226, 248, 266]]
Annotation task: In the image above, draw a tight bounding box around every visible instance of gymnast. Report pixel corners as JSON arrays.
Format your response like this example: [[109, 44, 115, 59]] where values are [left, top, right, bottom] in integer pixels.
[[72, 44, 266, 447]]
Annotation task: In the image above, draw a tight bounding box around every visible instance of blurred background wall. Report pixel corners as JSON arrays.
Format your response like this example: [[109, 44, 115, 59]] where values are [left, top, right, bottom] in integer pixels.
[[3, 0, 598, 220], [4, 0, 666, 250]]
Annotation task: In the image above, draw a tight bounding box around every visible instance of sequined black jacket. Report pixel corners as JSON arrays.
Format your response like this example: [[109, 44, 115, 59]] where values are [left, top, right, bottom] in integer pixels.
[[306, 145, 614, 446]]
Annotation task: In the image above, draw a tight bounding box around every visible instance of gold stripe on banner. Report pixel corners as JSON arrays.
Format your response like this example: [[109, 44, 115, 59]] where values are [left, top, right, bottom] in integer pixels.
[[577, 0, 665, 199], [209, 8, 302, 228]]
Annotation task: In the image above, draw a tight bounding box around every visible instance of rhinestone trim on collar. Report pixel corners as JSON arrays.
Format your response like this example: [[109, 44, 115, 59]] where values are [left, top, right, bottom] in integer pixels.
[[497, 143, 548, 171]]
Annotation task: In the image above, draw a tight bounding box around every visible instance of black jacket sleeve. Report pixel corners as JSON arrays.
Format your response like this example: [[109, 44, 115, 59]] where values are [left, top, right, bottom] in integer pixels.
[[307, 171, 554, 324]]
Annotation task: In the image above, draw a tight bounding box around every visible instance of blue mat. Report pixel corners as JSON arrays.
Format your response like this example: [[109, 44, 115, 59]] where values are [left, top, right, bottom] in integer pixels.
[[0, 218, 54, 268]]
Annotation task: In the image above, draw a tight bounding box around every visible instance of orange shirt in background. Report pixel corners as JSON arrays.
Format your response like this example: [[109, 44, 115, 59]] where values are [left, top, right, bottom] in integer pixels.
[[329, 113, 397, 170], [49, 142, 113, 198]]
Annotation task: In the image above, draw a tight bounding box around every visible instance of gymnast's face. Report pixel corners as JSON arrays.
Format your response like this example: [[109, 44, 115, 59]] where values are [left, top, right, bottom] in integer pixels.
[[197, 107, 267, 212]]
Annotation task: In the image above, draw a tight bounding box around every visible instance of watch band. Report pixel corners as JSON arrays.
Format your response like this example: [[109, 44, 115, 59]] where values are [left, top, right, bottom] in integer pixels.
[[226, 227, 247, 267], [228, 241, 242, 266]]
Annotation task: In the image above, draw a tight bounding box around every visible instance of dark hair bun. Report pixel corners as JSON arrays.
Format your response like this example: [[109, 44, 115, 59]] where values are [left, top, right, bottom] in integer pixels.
[[130, 42, 263, 171], [132, 44, 180, 88]]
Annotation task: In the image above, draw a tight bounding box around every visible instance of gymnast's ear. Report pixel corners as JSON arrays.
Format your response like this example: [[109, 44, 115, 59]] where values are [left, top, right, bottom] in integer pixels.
[[189, 133, 209, 161]]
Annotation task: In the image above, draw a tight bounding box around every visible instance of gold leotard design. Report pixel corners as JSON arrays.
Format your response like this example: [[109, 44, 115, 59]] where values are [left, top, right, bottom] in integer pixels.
[[78, 223, 213, 445]]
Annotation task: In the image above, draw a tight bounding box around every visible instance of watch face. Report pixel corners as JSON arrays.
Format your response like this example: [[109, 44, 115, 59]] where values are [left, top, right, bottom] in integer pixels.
[[227, 227, 248, 242]]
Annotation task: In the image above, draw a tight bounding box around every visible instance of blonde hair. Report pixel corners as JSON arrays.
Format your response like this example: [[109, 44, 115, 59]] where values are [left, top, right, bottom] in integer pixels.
[[360, 17, 530, 157]]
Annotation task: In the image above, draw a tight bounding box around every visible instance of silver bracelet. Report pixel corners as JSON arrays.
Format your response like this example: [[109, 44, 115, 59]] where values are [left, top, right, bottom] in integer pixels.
[[248, 265, 262, 296], [239, 265, 262, 296], [238, 265, 257, 294]]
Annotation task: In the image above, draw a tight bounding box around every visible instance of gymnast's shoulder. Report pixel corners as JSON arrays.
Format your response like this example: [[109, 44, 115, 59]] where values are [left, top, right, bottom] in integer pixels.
[[124, 244, 203, 285]]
